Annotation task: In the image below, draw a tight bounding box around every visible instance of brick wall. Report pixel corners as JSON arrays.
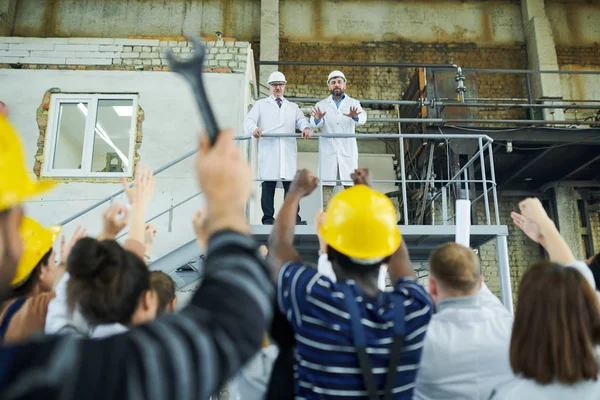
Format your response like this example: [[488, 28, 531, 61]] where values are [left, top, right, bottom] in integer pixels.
[[277, 41, 529, 121], [0, 37, 249, 72]]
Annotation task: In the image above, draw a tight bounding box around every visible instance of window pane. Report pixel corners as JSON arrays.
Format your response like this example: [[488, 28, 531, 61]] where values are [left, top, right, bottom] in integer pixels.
[[52, 103, 87, 169], [91, 99, 134, 173]]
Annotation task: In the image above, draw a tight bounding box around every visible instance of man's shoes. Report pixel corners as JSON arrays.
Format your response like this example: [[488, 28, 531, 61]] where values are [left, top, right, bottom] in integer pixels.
[[296, 220, 308, 225], [262, 218, 275, 225]]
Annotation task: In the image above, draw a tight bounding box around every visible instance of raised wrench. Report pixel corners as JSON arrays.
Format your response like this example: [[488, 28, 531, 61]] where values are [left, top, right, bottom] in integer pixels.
[[164, 36, 220, 145]]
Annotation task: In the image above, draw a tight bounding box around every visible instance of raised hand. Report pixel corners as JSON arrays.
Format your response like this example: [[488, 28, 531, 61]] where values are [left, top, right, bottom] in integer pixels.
[[344, 106, 361, 119], [289, 169, 319, 198], [59, 225, 87, 266], [351, 168, 372, 187], [100, 203, 129, 240], [312, 107, 326, 120], [511, 211, 542, 244]]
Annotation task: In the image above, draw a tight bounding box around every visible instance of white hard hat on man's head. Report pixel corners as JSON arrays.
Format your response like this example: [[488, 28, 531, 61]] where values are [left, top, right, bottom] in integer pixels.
[[268, 71, 287, 84], [327, 70, 346, 84]]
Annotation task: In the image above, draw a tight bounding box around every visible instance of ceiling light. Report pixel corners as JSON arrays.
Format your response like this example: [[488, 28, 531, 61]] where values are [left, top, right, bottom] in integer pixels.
[[113, 106, 133, 117], [524, 177, 533, 181]]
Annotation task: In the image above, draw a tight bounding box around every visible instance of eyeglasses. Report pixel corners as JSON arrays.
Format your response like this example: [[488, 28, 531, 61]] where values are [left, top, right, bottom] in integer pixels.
[[270, 83, 286, 88]]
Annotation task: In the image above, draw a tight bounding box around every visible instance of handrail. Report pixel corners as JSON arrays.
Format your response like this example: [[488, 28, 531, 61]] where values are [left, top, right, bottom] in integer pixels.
[[58, 147, 199, 225], [58, 132, 495, 227]]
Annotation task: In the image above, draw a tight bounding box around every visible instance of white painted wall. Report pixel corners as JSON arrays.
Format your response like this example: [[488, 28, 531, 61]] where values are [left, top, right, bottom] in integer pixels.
[[1, 68, 248, 261]]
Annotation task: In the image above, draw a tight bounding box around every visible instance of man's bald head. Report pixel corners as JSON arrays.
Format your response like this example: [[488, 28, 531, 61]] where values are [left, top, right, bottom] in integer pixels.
[[429, 242, 481, 297]]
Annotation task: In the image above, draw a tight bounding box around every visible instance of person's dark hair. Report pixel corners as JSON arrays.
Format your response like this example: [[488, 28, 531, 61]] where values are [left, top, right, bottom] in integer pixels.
[[66, 238, 150, 326], [429, 243, 480, 294], [510, 261, 600, 384], [149, 271, 175, 313], [10, 249, 52, 298], [327, 246, 384, 278]]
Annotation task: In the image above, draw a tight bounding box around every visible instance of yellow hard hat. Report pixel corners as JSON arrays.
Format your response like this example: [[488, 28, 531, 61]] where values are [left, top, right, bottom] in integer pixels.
[[11, 217, 61, 286], [319, 185, 401, 261], [0, 115, 55, 212]]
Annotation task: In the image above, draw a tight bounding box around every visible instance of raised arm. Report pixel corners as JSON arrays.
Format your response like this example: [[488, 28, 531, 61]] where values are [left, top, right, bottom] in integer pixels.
[[5, 129, 273, 400], [269, 169, 318, 281]]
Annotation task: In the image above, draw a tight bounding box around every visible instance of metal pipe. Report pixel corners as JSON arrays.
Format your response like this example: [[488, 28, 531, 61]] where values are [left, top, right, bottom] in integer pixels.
[[525, 74, 535, 121], [287, 97, 421, 106], [257, 60, 600, 75], [478, 138, 491, 224], [257, 60, 457, 69], [496, 236, 514, 313], [441, 186, 448, 226], [369, 118, 590, 125], [318, 136, 324, 210], [261, 133, 494, 140], [440, 102, 600, 110], [487, 143, 501, 225], [399, 137, 409, 225]]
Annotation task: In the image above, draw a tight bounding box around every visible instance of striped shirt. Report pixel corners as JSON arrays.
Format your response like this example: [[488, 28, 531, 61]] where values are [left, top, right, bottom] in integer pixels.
[[0, 230, 273, 400], [278, 262, 433, 399]]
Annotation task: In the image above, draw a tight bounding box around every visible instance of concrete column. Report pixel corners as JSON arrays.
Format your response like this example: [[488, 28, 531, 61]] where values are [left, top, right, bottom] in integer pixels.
[[520, 0, 564, 121], [259, 0, 279, 88], [554, 186, 585, 260], [0, 0, 18, 36]]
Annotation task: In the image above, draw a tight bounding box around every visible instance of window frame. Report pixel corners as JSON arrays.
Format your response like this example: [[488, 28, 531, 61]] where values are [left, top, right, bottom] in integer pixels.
[[43, 93, 139, 179]]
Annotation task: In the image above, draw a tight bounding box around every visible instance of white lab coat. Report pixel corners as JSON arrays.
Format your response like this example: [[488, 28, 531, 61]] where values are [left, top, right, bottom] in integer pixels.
[[310, 95, 367, 186], [244, 96, 310, 182]]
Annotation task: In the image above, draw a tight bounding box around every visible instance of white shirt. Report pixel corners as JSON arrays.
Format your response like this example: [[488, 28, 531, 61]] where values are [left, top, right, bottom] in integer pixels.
[[310, 95, 366, 185], [489, 260, 600, 400], [244, 96, 310, 181], [413, 283, 515, 400]]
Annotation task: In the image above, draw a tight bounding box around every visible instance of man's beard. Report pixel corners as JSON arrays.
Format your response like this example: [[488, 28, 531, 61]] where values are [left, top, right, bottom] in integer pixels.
[[330, 88, 344, 98]]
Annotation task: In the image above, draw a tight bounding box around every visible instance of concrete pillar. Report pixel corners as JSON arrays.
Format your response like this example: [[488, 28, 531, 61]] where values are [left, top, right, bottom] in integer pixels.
[[520, 0, 564, 121], [0, 0, 18, 36], [259, 0, 279, 89], [554, 186, 585, 260]]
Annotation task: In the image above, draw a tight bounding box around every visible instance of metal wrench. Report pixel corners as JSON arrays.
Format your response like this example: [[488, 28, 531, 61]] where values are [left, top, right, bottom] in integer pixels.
[[164, 36, 220, 145]]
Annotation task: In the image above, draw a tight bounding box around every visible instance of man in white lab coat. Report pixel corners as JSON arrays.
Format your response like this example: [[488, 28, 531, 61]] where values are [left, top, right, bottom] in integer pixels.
[[310, 70, 367, 208], [244, 71, 312, 225]]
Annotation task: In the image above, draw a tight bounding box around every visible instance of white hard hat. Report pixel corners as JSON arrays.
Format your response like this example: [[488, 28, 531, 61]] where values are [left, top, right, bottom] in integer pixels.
[[268, 71, 287, 84], [327, 70, 346, 84]]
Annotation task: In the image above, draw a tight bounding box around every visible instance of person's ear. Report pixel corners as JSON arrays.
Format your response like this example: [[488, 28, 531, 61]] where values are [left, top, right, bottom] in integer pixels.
[[429, 276, 438, 304], [167, 297, 177, 312], [144, 290, 158, 312], [478, 274, 484, 290]]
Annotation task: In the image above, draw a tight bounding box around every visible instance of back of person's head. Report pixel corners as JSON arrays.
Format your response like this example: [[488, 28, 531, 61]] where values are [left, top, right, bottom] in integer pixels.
[[150, 271, 176, 313], [428, 243, 481, 302], [319, 185, 400, 280], [67, 238, 157, 326], [511, 261, 600, 384]]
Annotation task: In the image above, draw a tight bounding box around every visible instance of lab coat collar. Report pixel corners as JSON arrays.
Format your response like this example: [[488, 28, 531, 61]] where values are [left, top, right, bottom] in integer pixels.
[[328, 94, 347, 104], [436, 294, 480, 313]]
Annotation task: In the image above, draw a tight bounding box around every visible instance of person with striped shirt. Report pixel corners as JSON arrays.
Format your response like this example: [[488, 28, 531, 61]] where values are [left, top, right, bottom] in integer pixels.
[[269, 168, 433, 399], [0, 115, 273, 400]]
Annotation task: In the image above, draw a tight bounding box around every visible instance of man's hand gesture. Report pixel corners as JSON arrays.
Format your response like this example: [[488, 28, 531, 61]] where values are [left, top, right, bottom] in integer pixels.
[[344, 106, 361, 119]]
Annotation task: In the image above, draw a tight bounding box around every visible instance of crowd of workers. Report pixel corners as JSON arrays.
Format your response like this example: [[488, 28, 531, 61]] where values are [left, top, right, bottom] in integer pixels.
[[0, 71, 599, 400]]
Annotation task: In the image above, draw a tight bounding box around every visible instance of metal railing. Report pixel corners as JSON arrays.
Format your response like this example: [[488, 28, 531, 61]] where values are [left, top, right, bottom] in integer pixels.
[[57, 132, 500, 229]]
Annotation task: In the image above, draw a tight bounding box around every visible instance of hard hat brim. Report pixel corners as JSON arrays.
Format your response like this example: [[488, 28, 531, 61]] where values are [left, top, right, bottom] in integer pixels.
[[319, 224, 401, 261]]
